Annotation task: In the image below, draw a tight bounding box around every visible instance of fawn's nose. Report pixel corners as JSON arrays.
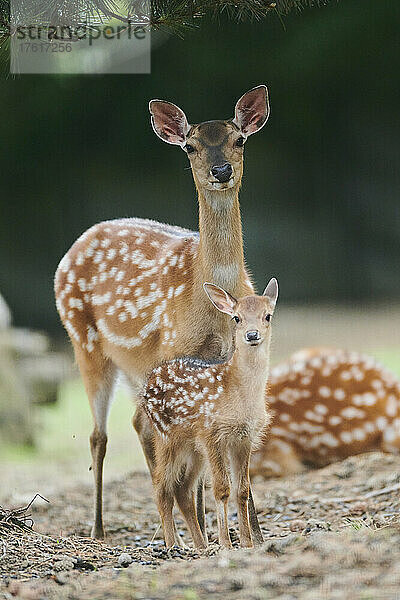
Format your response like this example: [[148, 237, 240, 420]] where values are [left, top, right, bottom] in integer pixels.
[[211, 163, 233, 183], [245, 330, 261, 343]]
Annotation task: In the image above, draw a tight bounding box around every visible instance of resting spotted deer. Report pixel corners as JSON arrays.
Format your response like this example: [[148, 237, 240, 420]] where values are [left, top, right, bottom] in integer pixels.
[[142, 279, 278, 549], [250, 347, 400, 478], [54, 85, 270, 539]]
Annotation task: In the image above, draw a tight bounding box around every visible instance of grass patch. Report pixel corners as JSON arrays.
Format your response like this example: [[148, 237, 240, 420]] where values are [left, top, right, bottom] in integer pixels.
[[0, 377, 146, 479]]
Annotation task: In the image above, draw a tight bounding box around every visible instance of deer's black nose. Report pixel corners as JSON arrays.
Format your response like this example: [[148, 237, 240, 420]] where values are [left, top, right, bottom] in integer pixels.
[[211, 163, 233, 183], [245, 330, 260, 342]]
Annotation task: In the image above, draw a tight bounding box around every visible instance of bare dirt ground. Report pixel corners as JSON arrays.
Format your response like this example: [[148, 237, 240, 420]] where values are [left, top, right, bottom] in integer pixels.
[[2, 452, 400, 600]]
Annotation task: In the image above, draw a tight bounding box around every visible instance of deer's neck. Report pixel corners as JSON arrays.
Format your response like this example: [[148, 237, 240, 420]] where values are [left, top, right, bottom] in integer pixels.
[[195, 187, 246, 296], [231, 341, 271, 401]]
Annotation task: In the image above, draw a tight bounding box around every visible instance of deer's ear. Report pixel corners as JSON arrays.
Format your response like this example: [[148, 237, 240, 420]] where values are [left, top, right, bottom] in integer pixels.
[[263, 277, 278, 308], [233, 85, 270, 137], [203, 283, 237, 317], [149, 100, 190, 147]]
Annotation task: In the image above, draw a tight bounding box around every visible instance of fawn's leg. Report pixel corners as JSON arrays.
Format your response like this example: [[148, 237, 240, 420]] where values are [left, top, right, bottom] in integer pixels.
[[155, 482, 176, 548], [231, 441, 253, 548], [174, 454, 207, 549], [206, 441, 232, 548], [153, 448, 179, 548], [73, 343, 116, 539], [248, 487, 264, 545], [133, 406, 185, 546]]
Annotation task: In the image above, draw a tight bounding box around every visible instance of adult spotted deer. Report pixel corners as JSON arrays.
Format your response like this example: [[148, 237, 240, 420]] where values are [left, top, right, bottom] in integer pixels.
[[250, 347, 400, 478], [142, 279, 278, 549], [54, 85, 270, 539]]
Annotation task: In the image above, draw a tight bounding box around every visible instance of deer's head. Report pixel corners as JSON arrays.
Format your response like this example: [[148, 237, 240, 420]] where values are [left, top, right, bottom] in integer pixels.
[[203, 277, 278, 350], [149, 86, 270, 194]]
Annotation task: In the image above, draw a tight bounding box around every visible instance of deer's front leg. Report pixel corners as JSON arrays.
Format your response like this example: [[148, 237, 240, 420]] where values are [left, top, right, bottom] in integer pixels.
[[206, 441, 232, 548], [231, 441, 253, 548]]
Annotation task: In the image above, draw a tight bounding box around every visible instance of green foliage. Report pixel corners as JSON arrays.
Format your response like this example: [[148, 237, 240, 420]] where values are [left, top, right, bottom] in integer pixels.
[[0, 0, 332, 42], [0, 0, 333, 72]]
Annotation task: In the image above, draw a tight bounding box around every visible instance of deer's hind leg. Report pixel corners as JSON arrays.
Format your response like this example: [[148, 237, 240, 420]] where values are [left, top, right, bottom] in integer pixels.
[[72, 343, 116, 539], [196, 479, 206, 540], [153, 448, 181, 548], [133, 405, 186, 546], [174, 452, 207, 549]]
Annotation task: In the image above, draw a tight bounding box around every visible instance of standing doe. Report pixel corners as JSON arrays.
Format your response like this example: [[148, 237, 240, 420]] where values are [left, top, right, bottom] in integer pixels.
[[54, 86, 270, 538], [142, 279, 278, 549], [251, 347, 400, 478]]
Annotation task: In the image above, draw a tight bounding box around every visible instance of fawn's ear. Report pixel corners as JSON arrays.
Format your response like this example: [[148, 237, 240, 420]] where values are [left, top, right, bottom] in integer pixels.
[[203, 283, 237, 317], [263, 277, 278, 308], [149, 100, 190, 147], [233, 85, 270, 138]]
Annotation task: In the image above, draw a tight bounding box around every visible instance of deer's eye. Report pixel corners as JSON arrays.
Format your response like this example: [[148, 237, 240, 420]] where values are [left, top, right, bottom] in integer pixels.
[[233, 315, 240, 324], [235, 137, 245, 148], [265, 314, 271, 322], [185, 144, 195, 154]]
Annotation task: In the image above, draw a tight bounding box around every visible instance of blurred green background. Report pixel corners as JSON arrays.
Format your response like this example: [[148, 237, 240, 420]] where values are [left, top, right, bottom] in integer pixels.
[[1, 0, 399, 334]]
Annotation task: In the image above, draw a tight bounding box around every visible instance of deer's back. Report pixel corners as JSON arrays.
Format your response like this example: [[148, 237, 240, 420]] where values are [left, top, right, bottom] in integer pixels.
[[143, 356, 269, 447], [54, 218, 200, 377], [264, 350, 400, 466]]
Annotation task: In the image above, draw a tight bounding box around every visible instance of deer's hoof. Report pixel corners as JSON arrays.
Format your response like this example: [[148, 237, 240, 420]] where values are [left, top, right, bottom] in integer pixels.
[[91, 525, 105, 540]]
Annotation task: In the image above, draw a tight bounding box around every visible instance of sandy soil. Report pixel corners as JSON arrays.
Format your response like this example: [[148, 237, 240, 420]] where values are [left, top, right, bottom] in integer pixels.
[[2, 451, 400, 599]]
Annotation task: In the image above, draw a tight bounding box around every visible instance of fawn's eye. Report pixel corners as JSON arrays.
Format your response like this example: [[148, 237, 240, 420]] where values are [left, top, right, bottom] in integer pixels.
[[265, 314, 271, 322], [185, 144, 195, 154], [235, 137, 245, 148], [233, 315, 240, 324]]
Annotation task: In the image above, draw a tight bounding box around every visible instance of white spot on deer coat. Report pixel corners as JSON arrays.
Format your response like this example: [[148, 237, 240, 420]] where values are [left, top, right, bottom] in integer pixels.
[[174, 284, 185, 297], [92, 292, 112, 306], [341, 407, 366, 420], [376, 416, 388, 431], [386, 394, 397, 418], [333, 388, 346, 401], [69, 297, 83, 311], [305, 410, 324, 423], [340, 431, 353, 443], [97, 318, 142, 348], [319, 386, 331, 398]]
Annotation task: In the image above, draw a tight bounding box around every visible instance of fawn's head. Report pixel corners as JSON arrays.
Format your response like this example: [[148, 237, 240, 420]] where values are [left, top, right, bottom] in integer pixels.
[[203, 278, 278, 349], [149, 86, 269, 194]]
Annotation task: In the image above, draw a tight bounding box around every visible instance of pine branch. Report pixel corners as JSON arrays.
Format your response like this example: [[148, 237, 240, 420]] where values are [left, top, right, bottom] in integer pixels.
[[0, 0, 335, 72]]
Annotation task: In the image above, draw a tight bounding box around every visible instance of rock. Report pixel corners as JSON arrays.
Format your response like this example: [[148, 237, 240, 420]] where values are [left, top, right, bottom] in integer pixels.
[[229, 577, 244, 591], [305, 518, 331, 532], [74, 557, 95, 571], [289, 519, 307, 532], [0, 294, 11, 329], [348, 501, 368, 516], [373, 514, 387, 528], [53, 558, 75, 572], [54, 572, 69, 585], [118, 552, 133, 567]]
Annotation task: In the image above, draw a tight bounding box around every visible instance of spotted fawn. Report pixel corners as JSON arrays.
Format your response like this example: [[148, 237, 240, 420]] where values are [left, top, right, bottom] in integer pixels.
[[54, 86, 270, 538], [250, 347, 400, 478], [141, 278, 278, 549]]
